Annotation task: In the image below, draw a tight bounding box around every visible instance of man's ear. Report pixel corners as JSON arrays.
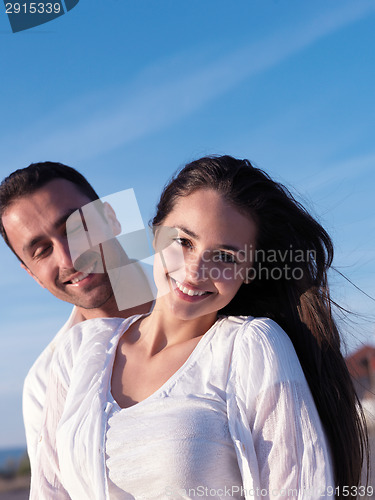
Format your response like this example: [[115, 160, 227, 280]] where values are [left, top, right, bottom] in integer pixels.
[[103, 202, 122, 236], [20, 263, 46, 289]]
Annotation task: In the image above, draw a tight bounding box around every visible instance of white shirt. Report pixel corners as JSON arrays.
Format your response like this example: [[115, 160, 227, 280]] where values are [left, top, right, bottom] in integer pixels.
[[105, 316, 244, 499], [22, 306, 83, 471], [30, 315, 334, 500]]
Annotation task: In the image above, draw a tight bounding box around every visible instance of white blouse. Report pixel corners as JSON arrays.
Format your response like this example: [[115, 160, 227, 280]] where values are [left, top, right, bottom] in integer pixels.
[[30, 315, 334, 499], [105, 316, 244, 499]]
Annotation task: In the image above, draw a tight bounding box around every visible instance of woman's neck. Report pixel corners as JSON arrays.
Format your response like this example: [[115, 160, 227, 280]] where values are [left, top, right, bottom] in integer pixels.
[[137, 305, 218, 357]]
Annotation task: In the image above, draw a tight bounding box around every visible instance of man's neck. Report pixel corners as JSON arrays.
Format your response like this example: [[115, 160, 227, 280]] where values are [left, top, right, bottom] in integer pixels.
[[78, 301, 153, 320]]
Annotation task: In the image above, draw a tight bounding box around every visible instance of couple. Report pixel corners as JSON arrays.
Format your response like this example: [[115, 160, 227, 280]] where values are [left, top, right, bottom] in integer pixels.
[[0, 156, 367, 499]]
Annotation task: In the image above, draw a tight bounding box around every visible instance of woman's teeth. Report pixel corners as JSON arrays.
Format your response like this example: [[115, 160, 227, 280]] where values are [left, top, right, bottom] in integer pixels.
[[70, 262, 96, 284], [175, 280, 208, 296]]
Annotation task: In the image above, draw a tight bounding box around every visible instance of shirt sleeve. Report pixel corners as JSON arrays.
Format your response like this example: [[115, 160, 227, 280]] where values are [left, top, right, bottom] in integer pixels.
[[29, 316, 127, 500], [29, 324, 81, 500], [23, 307, 82, 471], [227, 318, 334, 500], [23, 348, 53, 472]]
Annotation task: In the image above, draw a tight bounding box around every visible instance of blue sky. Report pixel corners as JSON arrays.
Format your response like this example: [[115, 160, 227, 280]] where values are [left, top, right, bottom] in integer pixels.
[[0, 0, 374, 448]]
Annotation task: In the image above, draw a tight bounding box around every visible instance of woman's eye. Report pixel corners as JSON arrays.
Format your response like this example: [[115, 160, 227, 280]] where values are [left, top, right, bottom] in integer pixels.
[[217, 252, 236, 263], [174, 237, 192, 249]]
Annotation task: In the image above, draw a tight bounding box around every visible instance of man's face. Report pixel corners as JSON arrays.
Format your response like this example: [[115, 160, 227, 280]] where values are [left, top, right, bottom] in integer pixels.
[[2, 178, 118, 313]]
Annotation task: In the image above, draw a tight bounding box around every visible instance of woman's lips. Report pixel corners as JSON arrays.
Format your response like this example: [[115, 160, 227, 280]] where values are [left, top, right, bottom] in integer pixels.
[[172, 278, 213, 302]]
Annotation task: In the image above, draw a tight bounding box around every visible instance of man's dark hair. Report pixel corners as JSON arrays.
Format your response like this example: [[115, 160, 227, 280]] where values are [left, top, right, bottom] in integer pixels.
[[0, 161, 99, 253]]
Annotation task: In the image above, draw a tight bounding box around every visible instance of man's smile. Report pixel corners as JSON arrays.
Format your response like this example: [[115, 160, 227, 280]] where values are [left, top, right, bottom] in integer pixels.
[[63, 261, 97, 286]]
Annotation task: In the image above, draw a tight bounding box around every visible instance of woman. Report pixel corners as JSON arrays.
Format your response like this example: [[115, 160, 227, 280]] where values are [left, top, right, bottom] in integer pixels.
[[32, 155, 368, 499]]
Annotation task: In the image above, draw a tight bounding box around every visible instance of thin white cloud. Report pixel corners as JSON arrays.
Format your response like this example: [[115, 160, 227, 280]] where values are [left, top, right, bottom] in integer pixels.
[[296, 152, 375, 192], [1, 1, 375, 171]]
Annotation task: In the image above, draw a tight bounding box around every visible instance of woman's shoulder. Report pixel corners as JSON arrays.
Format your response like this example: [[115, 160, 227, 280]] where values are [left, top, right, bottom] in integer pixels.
[[221, 315, 293, 350], [64, 316, 126, 347], [53, 315, 140, 370], [231, 316, 306, 386], [238, 316, 294, 350], [69, 316, 127, 339], [217, 315, 294, 352]]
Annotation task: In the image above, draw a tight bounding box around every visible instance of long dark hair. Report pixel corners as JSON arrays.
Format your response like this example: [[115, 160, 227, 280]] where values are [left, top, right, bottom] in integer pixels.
[[153, 155, 368, 495]]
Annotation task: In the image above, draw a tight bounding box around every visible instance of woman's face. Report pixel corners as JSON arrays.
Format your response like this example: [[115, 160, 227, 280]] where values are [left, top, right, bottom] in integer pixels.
[[153, 188, 257, 323]]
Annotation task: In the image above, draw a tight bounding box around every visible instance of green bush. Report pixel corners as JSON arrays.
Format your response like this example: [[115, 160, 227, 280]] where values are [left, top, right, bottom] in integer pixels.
[[17, 452, 30, 476]]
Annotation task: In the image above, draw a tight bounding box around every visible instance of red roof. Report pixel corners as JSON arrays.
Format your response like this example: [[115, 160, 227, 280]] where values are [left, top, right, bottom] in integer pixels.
[[346, 345, 375, 379]]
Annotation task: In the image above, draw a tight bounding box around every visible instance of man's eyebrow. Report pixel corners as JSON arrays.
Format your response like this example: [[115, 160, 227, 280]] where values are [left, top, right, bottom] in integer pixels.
[[176, 225, 240, 252], [22, 208, 80, 254]]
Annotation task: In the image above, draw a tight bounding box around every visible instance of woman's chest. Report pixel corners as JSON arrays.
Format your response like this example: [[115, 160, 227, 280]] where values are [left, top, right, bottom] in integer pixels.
[[111, 335, 204, 409], [105, 396, 243, 499]]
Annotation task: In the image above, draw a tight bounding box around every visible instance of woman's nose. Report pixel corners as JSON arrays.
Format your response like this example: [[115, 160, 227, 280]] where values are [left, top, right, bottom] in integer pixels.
[[185, 253, 209, 283]]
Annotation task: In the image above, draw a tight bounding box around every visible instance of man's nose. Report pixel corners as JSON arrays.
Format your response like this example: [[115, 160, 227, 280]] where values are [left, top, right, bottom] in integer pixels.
[[56, 239, 74, 269]]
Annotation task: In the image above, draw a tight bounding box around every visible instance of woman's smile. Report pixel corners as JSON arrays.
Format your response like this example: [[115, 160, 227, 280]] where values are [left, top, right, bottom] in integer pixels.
[[172, 278, 212, 301], [153, 188, 257, 321]]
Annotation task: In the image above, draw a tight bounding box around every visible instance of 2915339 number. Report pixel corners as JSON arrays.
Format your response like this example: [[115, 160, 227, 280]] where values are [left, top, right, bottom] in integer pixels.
[[5, 3, 61, 14], [326, 485, 373, 497]]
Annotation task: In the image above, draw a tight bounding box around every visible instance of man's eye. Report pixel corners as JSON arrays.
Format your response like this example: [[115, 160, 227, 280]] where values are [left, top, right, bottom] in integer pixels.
[[34, 246, 52, 259]]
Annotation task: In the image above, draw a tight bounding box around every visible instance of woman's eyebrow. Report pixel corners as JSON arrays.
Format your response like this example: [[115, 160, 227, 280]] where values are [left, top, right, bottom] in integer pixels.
[[175, 226, 198, 239], [176, 226, 241, 252], [220, 244, 241, 252]]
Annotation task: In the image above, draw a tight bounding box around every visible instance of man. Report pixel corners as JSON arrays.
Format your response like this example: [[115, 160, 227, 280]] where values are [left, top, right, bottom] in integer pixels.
[[0, 161, 152, 468]]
